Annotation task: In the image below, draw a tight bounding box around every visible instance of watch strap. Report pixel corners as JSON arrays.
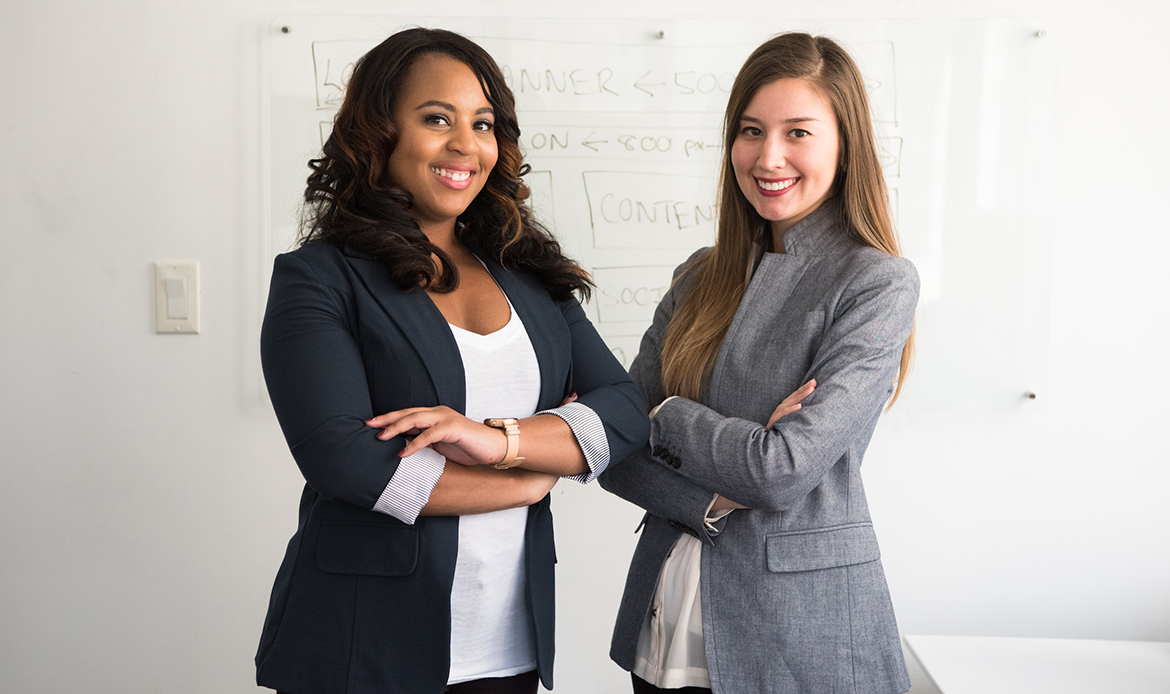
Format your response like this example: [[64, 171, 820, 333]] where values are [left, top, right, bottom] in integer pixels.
[[484, 418, 525, 469]]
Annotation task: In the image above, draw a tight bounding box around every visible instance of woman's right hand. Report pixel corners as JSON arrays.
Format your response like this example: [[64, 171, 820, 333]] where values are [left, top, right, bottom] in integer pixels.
[[711, 494, 748, 512], [366, 406, 509, 466]]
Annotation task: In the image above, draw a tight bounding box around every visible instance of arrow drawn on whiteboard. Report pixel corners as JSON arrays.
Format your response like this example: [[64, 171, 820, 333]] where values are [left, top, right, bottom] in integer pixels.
[[634, 70, 665, 97], [581, 131, 609, 151]]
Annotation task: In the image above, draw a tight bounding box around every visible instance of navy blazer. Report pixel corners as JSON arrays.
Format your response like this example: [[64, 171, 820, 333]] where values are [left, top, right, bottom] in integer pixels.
[[255, 241, 649, 694]]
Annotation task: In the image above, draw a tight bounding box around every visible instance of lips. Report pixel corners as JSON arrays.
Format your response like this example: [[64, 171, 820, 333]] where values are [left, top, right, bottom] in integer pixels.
[[430, 166, 472, 182], [430, 165, 476, 190], [755, 176, 798, 197]]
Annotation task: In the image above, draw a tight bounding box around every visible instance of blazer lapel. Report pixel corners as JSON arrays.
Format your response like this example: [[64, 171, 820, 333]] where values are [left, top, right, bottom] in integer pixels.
[[477, 250, 565, 411], [342, 247, 467, 413], [708, 252, 813, 411]]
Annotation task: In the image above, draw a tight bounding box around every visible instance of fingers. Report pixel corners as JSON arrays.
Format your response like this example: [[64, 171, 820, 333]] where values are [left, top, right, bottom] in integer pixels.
[[397, 425, 445, 458], [767, 379, 817, 427], [396, 417, 507, 465], [367, 407, 456, 443], [711, 494, 749, 512], [779, 379, 816, 407], [766, 404, 800, 428], [559, 392, 578, 406], [374, 411, 441, 442], [365, 406, 449, 429]]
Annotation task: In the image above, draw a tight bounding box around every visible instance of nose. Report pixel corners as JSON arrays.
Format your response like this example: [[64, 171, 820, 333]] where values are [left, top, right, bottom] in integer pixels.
[[446, 120, 478, 155], [758, 133, 788, 171]]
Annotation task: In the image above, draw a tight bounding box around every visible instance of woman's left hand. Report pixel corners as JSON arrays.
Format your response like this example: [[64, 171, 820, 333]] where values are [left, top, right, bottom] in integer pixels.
[[365, 406, 507, 466], [766, 379, 816, 427]]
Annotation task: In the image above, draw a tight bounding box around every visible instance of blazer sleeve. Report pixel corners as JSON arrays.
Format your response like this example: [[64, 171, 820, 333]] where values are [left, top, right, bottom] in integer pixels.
[[260, 251, 408, 510], [599, 251, 729, 543], [554, 296, 651, 475], [647, 255, 919, 513]]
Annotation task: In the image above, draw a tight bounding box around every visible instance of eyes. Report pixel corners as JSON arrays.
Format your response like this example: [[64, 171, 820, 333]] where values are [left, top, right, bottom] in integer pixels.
[[422, 112, 494, 133], [738, 125, 812, 139]]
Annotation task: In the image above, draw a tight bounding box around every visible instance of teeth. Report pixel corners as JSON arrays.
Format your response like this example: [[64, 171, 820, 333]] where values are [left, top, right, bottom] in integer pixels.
[[431, 167, 471, 182], [758, 178, 797, 191]]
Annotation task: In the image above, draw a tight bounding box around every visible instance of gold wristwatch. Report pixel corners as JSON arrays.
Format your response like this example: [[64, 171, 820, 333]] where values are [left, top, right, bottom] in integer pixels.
[[483, 418, 525, 469]]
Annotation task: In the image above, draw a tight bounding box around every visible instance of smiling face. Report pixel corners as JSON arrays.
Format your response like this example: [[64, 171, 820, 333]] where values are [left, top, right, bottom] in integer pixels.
[[730, 77, 841, 243], [387, 54, 498, 235]]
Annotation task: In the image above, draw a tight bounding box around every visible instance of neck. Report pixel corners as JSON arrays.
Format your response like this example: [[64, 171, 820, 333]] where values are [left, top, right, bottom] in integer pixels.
[[419, 219, 461, 256], [769, 224, 788, 254]]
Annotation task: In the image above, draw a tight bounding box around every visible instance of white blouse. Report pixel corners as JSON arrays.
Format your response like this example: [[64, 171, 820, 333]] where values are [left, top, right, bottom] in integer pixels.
[[632, 500, 732, 689]]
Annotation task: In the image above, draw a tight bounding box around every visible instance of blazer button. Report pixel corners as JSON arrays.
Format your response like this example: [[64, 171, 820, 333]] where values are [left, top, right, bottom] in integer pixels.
[[652, 445, 664, 457]]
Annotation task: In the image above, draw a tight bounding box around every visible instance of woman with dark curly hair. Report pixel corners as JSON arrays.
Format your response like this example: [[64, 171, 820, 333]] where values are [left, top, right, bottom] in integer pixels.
[[254, 28, 649, 694]]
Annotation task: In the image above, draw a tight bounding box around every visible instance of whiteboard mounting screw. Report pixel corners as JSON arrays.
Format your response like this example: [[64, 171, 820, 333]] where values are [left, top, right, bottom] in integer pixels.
[[656, 30, 665, 39], [1035, 29, 1047, 38], [281, 25, 290, 34], [1025, 391, 1037, 400]]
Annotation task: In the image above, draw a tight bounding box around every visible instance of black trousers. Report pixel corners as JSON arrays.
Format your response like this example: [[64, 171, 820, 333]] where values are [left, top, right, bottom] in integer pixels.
[[278, 671, 538, 694], [631, 673, 713, 693], [446, 670, 539, 694]]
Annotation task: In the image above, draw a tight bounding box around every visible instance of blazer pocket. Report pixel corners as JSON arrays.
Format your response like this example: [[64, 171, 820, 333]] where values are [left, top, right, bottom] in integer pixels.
[[765, 522, 880, 573], [316, 522, 419, 576]]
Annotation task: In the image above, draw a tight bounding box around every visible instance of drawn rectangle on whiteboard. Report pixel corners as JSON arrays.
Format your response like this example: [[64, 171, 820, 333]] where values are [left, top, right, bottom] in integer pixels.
[[312, 40, 367, 110], [592, 265, 674, 324], [583, 171, 716, 250], [525, 169, 555, 230], [878, 136, 903, 177], [854, 41, 898, 125]]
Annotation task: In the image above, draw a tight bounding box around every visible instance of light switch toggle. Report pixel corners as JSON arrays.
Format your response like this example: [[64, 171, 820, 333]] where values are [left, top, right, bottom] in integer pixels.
[[165, 277, 188, 319], [155, 261, 200, 334]]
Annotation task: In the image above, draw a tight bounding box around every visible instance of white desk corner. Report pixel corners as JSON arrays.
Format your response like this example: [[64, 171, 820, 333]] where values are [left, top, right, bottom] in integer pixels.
[[904, 634, 1170, 694]]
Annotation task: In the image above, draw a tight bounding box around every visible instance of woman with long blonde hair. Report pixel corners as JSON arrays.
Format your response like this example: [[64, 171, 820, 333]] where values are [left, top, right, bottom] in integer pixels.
[[600, 33, 917, 694]]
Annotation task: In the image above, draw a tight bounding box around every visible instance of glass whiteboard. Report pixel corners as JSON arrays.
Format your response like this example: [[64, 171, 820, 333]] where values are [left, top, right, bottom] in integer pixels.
[[268, 16, 1054, 412]]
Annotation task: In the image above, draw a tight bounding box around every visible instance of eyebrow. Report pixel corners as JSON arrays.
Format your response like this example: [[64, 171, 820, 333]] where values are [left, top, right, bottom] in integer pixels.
[[414, 100, 494, 116], [741, 115, 820, 124]]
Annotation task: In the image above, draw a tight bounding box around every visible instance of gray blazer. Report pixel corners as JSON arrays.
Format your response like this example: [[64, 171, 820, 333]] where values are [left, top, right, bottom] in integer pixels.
[[599, 200, 917, 694]]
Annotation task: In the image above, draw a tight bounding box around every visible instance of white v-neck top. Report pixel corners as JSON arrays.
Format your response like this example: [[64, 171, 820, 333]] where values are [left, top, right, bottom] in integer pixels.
[[368, 276, 618, 683], [445, 300, 542, 684]]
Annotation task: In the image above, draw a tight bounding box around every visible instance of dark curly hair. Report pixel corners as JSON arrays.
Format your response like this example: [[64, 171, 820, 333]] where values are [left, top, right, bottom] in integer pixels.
[[299, 27, 592, 301]]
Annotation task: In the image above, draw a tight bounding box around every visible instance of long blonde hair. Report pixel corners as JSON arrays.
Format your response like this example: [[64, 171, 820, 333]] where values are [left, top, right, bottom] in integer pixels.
[[660, 33, 914, 404]]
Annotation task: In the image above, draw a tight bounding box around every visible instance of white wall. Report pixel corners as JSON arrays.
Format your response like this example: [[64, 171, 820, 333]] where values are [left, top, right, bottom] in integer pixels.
[[1, 1, 1167, 692]]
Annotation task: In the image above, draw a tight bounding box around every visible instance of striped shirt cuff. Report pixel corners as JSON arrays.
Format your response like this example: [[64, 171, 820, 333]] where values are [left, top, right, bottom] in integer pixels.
[[536, 401, 610, 484], [372, 446, 446, 525]]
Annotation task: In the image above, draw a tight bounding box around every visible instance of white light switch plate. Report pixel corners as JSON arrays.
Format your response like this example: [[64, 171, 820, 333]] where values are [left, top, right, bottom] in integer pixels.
[[155, 261, 200, 334]]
